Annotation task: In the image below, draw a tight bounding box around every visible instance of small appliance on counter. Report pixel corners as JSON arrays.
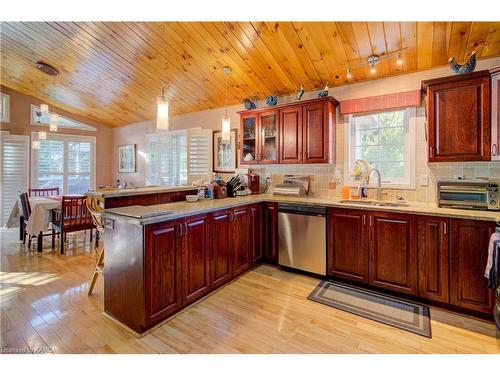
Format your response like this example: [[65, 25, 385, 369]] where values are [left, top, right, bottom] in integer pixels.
[[273, 175, 310, 197], [437, 180, 499, 211], [245, 172, 261, 194]]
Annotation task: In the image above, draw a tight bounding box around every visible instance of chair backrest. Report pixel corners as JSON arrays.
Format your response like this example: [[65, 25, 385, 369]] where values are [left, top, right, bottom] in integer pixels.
[[86, 195, 105, 230], [18, 191, 31, 220], [61, 195, 92, 228], [29, 187, 60, 197]]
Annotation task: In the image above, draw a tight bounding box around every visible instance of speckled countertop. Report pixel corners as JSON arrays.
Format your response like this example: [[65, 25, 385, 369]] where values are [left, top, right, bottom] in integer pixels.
[[88, 185, 197, 198], [104, 194, 500, 225]]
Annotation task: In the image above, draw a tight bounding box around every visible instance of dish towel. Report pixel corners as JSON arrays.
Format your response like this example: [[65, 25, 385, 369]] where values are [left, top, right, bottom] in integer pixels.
[[484, 232, 500, 289]]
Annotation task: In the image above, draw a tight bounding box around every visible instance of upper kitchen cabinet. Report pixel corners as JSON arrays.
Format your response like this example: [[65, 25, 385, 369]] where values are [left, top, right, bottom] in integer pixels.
[[239, 97, 338, 165], [259, 110, 279, 164], [491, 66, 500, 161], [240, 113, 259, 165], [422, 70, 491, 162]]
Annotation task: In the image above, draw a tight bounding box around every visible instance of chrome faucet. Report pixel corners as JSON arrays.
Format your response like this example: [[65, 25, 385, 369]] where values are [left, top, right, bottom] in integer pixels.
[[366, 167, 383, 201]]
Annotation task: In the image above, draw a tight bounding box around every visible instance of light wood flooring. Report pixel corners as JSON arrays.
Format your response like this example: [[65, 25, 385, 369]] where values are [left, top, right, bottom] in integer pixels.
[[1, 228, 499, 354]]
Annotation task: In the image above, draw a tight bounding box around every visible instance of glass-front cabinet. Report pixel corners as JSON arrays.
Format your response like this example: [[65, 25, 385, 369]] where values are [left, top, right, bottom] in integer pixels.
[[240, 111, 278, 165], [241, 114, 258, 164], [258, 110, 278, 164]]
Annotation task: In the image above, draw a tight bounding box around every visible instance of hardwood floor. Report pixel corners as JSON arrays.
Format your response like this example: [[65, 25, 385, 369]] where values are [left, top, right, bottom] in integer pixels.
[[1, 228, 499, 354]]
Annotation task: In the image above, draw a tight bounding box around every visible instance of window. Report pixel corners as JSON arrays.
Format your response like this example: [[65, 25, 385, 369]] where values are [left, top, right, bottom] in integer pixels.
[[30, 105, 96, 132], [1, 93, 10, 123], [345, 108, 415, 188], [31, 132, 96, 194], [146, 128, 212, 186]]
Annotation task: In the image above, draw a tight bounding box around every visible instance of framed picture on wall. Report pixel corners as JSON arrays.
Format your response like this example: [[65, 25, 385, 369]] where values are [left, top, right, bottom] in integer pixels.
[[118, 144, 136, 173], [213, 130, 237, 173]]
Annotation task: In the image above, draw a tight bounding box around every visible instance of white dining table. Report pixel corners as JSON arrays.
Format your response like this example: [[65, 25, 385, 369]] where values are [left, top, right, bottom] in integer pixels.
[[7, 196, 61, 252]]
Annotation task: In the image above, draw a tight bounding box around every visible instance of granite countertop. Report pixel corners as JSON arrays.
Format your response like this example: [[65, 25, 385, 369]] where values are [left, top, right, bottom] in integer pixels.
[[88, 185, 197, 198], [104, 194, 500, 225]]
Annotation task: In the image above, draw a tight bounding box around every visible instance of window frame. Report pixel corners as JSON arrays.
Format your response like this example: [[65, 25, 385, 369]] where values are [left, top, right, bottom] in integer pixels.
[[1, 93, 10, 123], [343, 107, 416, 189], [30, 132, 96, 194]]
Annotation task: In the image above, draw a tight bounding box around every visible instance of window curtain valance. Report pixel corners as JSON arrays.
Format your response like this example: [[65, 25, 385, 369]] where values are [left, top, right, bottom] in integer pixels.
[[339, 90, 421, 116]]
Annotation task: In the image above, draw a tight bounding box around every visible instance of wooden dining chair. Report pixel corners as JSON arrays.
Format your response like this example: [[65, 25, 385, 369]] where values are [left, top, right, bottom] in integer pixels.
[[86, 195, 105, 296], [52, 195, 96, 254], [18, 191, 31, 246], [18, 191, 54, 251], [29, 187, 60, 197]]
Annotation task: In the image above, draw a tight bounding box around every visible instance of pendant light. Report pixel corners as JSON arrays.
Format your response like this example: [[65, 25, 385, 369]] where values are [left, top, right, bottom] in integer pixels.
[[156, 23, 169, 131], [50, 113, 59, 132], [221, 66, 232, 143], [157, 88, 169, 131]]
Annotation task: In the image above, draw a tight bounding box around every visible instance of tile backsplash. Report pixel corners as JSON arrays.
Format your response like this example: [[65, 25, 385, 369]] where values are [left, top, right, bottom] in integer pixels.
[[250, 107, 500, 203]]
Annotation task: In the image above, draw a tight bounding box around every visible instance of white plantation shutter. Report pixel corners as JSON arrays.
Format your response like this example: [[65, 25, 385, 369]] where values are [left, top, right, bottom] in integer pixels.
[[146, 128, 212, 186], [186, 128, 212, 184], [0, 132, 29, 226]]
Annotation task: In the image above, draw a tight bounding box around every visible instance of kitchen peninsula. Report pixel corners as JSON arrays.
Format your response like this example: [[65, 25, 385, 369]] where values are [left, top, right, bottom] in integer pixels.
[[103, 195, 499, 334], [89, 186, 198, 208]]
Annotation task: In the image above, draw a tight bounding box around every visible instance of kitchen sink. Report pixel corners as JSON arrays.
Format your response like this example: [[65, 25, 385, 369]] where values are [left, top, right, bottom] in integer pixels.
[[339, 199, 409, 207]]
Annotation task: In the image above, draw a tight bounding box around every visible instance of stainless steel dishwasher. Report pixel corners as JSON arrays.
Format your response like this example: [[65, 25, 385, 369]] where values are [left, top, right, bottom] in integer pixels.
[[278, 203, 326, 275]]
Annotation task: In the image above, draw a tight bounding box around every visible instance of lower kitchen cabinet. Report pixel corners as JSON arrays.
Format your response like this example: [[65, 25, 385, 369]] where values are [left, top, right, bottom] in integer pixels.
[[211, 210, 233, 289], [417, 216, 450, 303], [249, 204, 263, 263], [232, 206, 252, 276], [264, 202, 278, 263], [368, 211, 418, 295], [450, 218, 495, 314], [144, 220, 183, 327], [182, 214, 211, 305], [327, 208, 369, 283]]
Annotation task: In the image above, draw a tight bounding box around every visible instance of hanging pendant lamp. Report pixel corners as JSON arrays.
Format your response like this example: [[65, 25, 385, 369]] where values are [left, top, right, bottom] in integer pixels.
[[221, 66, 232, 143], [157, 88, 169, 131], [50, 113, 59, 132]]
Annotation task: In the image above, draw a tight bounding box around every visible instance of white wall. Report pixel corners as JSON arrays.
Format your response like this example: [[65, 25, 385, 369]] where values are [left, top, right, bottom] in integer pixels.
[[112, 57, 500, 200]]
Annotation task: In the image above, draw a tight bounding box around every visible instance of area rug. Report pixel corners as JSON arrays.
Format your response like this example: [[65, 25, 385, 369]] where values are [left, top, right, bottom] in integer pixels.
[[308, 280, 431, 338]]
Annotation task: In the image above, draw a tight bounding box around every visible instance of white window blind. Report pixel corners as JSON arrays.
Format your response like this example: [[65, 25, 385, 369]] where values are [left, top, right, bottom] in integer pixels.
[[0, 132, 29, 226], [146, 128, 212, 186], [31, 132, 96, 194], [345, 108, 415, 188]]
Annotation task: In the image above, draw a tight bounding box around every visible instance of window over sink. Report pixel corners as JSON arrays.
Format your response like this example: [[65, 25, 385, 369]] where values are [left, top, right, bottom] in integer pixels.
[[344, 108, 416, 189]]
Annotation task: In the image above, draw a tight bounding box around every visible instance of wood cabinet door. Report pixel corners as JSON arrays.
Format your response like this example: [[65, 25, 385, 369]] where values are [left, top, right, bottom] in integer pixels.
[[264, 202, 279, 263], [491, 69, 500, 160], [302, 102, 329, 163], [182, 214, 211, 305], [427, 76, 491, 161], [144, 221, 183, 326], [417, 216, 450, 303], [279, 107, 303, 163], [259, 110, 279, 164], [211, 210, 233, 289], [240, 113, 259, 165], [450, 219, 495, 313], [327, 208, 369, 283], [369, 211, 418, 295], [232, 207, 251, 275], [249, 204, 263, 264]]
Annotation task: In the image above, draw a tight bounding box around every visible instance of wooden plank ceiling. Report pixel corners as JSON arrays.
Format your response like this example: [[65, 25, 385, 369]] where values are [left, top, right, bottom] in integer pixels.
[[1, 22, 500, 127]]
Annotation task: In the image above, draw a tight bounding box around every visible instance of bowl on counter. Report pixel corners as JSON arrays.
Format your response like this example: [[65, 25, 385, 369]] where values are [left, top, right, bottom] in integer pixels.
[[185, 195, 199, 202]]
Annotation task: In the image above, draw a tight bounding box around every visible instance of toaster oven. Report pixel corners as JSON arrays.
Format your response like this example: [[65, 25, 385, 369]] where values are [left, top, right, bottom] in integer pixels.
[[437, 181, 499, 211]]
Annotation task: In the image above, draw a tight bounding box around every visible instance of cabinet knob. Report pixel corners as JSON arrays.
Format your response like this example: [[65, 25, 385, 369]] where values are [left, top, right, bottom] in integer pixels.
[[492, 144, 497, 157]]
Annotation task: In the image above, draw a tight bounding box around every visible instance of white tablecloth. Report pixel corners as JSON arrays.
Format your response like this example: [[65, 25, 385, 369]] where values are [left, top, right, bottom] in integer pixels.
[[7, 197, 60, 235]]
